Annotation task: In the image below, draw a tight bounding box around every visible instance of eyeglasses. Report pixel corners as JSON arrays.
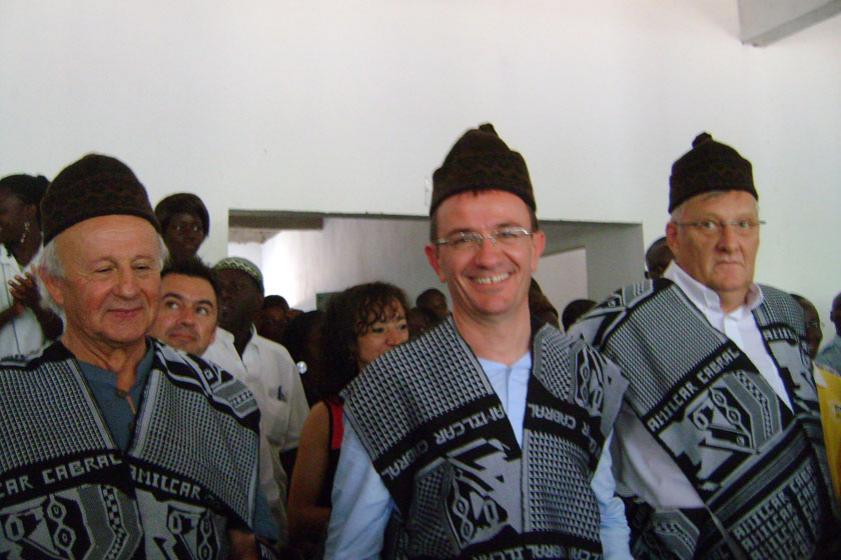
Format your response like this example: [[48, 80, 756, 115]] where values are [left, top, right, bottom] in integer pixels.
[[433, 226, 533, 251], [672, 219, 765, 236]]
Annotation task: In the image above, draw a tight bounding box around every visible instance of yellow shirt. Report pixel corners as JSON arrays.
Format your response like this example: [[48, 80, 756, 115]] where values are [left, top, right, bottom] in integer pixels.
[[815, 365, 841, 499]]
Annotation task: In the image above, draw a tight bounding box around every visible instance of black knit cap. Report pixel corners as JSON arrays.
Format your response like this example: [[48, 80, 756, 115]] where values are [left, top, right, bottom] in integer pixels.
[[155, 192, 210, 236], [41, 154, 160, 244], [430, 123, 535, 215], [668, 132, 757, 213]]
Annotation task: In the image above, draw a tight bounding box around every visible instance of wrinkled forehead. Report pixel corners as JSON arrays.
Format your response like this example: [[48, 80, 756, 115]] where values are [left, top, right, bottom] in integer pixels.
[[435, 189, 532, 228], [161, 273, 218, 306], [215, 267, 260, 293], [679, 190, 759, 216], [55, 215, 162, 263]]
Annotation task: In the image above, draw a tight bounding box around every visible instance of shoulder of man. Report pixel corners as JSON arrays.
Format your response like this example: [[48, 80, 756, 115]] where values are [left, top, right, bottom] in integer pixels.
[[0, 339, 74, 372], [568, 279, 671, 347], [245, 333, 307, 410], [755, 284, 805, 335], [153, 339, 261, 423], [248, 333, 295, 367]]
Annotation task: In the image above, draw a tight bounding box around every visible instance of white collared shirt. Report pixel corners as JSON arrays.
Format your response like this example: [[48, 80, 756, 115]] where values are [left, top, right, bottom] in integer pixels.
[[203, 326, 301, 544], [664, 262, 791, 410], [205, 326, 309, 453], [610, 262, 790, 509]]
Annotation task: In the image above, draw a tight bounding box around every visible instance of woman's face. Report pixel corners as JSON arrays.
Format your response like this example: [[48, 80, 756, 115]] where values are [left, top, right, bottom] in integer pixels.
[[163, 211, 206, 260], [356, 299, 409, 369], [0, 187, 33, 245]]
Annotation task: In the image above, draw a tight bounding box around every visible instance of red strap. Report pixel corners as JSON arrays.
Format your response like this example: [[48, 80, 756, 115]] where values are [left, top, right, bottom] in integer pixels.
[[327, 398, 344, 451]]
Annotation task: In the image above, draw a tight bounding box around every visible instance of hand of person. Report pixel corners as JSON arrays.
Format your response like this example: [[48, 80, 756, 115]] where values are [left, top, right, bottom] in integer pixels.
[[9, 300, 24, 317], [9, 273, 41, 310]]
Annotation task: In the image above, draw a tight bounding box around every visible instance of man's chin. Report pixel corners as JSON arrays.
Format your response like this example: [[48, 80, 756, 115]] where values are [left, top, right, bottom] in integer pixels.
[[165, 335, 199, 353]]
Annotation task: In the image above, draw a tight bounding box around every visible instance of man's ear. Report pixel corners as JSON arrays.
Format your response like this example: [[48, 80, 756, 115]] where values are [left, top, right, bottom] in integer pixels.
[[665, 222, 679, 260], [424, 244, 446, 283], [530, 230, 546, 273]]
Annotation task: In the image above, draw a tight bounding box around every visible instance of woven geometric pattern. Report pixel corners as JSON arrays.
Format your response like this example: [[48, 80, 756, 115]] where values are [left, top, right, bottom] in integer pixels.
[[344, 319, 616, 557], [524, 432, 599, 541], [0, 340, 261, 558], [402, 464, 459, 558], [131, 343, 259, 525], [0, 357, 111, 472], [575, 279, 830, 558], [344, 318, 493, 459]]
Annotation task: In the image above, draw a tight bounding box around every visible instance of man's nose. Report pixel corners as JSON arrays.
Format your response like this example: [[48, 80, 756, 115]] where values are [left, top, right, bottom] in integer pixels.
[[115, 269, 140, 297], [179, 307, 198, 325], [474, 235, 503, 262], [716, 223, 740, 251]]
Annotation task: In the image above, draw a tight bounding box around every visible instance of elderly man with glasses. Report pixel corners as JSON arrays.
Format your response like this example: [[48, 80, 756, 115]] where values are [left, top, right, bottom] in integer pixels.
[[325, 124, 631, 559], [572, 133, 837, 558]]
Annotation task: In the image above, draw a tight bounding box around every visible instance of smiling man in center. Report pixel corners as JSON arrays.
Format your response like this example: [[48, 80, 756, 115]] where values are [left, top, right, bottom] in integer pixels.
[[325, 124, 631, 559]]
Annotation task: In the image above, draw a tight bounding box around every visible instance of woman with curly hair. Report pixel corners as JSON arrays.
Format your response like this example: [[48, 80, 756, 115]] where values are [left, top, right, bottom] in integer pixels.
[[288, 282, 409, 557]]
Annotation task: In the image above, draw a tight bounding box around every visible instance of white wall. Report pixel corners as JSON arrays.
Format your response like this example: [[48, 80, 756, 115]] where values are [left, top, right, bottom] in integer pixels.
[[2, 1, 840, 314], [533, 248, 589, 315], [231, 217, 443, 310], [228, 217, 592, 310]]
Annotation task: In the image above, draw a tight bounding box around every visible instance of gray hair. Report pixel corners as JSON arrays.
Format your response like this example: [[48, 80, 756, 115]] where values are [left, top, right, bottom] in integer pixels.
[[669, 191, 759, 223], [35, 235, 169, 317]]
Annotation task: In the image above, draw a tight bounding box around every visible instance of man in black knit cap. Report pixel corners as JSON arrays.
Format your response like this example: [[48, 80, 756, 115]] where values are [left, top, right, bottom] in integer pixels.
[[572, 133, 837, 558], [326, 124, 631, 559], [0, 154, 278, 558]]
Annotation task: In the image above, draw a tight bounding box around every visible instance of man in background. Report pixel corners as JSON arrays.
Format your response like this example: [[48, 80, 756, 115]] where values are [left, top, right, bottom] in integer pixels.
[[257, 294, 290, 344], [415, 287, 449, 323], [148, 256, 286, 544], [791, 293, 823, 361], [209, 257, 309, 482], [644, 235, 673, 280]]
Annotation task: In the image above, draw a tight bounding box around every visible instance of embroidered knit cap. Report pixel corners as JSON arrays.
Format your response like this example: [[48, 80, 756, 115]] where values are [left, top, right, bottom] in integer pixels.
[[668, 132, 757, 213], [430, 123, 535, 215], [41, 154, 160, 244], [213, 257, 264, 295], [155, 192, 211, 236]]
